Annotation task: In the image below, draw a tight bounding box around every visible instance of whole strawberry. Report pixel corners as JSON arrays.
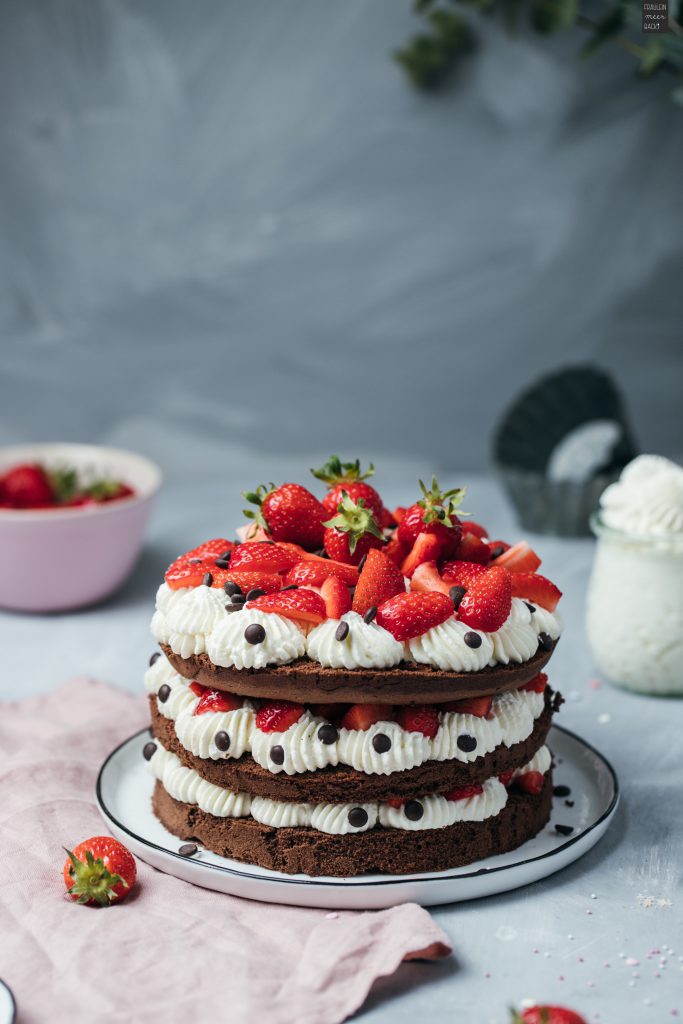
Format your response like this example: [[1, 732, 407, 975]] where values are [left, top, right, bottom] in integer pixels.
[[63, 836, 137, 906], [397, 478, 465, 556], [323, 492, 385, 566], [243, 483, 327, 550], [2, 463, 54, 507], [312, 455, 385, 521], [513, 1005, 587, 1024]]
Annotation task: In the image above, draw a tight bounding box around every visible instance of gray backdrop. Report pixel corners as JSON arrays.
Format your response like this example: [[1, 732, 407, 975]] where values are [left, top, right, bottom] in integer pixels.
[[1, 0, 682, 480]]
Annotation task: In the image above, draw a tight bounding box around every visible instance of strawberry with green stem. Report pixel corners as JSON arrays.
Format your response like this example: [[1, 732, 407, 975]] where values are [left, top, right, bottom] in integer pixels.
[[323, 493, 385, 566], [243, 483, 327, 550], [397, 477, 466, 556], [312, 455, 385, 521], [63, 836, 137, 906]]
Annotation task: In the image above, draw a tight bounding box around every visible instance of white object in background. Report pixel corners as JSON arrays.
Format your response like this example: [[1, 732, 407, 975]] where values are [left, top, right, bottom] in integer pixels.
[[0, 980, 15, 1024]]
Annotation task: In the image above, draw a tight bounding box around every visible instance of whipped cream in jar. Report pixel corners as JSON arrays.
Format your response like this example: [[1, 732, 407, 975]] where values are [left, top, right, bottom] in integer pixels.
[[586, 456, 683, 695]]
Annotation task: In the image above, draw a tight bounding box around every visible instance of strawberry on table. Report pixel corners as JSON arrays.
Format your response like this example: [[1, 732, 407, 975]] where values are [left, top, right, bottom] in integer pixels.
[[312, 455, 385, 522], [376, 591, 453, 641], [457, 565, 512, 632], [243, 483, 327, 550], [397, 478, 465, 557], [246, 588, 326, 625], [229, 542, 300, 574], [194, 689, 242, 715], [341, 703, 394, 730], [513, 1006, 587, 1024], [510, 572, 562, 611], [321, 575, 352, 618], [401, 532, 445, 577], [2, 464, 54, 507], [63, 836, 137, 906], [286, 559, 359, 588], [494, 541, 541, 574], [352, 549, 405, 616], [256, 700, 305, 732], [396, 705, 440, 738], [322, 492, 385, 566]]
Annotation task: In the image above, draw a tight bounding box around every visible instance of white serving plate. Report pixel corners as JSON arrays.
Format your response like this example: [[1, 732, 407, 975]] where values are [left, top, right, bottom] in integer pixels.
[[0, 980, 16, 1024], [96, 724, 618, 910]]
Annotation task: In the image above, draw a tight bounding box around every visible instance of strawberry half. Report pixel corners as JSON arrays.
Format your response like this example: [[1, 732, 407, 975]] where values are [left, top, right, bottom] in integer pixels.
[[352, 549, 405, 616], [246, 588, 326, 624], [376, 591, 453, 641], [323, 493, 385, 566], [410, 561, 453, 596], [521, 672, 548, 693], [383, 532, 409, 567], [255, 700, 305, 733], [510, 572, 562, 611], [229, 542, 300, 574], [396, 705, 439, 738], [312, 455, 385, 521], [440, 696, 493, 717], [341, 703, 394, 730], [194, 690, 242, 715], [516, 771, 545, 795], [453, 531, 491, 565], [444, 784, 484, 801], [401, 532, 445, 577], [165, 538, 236, 589], [321, 575, 352, 618], [189, 681, 208, 698], [243, 483, 327, 550], [285, 559, 359, 588], [494, 541, 541, 574], [457, 565, 512, 632]]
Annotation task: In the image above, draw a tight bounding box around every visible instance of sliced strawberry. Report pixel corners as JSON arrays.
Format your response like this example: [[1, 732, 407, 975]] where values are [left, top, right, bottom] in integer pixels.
[[401, 531, 445, 577], [386, 796, 405, 809], [440, 560, 488, 586], [246, 588, 326, 624], [194, 690, 242, 715], [396, 705, 439, 738], [487, 539, 511, 560], [516, 770, 545, 795], [184, 538, 235, 561], [521, 672, 548, 693], [440, 696, 493, 717], [410, 561, 453, 596], [189, 681, 208, 698], [498, 769, 514, 787], [458, 565, 512, 632], [255, 700, 305, 733], [310, 702, 347, 723], [377, 591, 453, 641], [444, 784, 484, 801], [510, 572, 562, 611], [494, 541, 541, 574], [352, 549, 405, 616], [217, 570, 283, 594], [285, 559, 359, 588], [229, 542, 300, 574], [341, 703, 394, 731], [392, 506, 407, 524], [321, 575, 352, 618], [165, 539, 236, 589], [461, 520, 488, 539], [453, 531, 491, 565], [383, 531, 409, 567]]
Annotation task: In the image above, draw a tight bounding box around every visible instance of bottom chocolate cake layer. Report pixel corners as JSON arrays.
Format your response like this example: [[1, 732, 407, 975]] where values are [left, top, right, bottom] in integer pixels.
[[152, 773, 553, 877]]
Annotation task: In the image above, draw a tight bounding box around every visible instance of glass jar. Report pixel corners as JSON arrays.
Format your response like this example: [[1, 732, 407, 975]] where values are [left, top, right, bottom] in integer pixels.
[[586, 514, 683, 695]]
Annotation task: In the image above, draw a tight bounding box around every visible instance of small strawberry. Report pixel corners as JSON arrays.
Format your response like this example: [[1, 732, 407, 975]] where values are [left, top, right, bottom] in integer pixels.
[[440, 696, 493, 717], [321, 575, 352, 618], [312, 455, 385, 522], [376, 591, 453, 641], [2, 463, 54, 507], [352, 549, 405, 616], [401, 532, 445, 577], [246, 588, 326, 625], [229, 542, 300, 574], [397, 478, 465, 556], [495, 541, 541, 574], [322, 492, 385, 566], [461, 520, 488, 539], [410, 561, 453, 597], [194, 689, 242, 715], [396, 705, 439, 738], [440, 560, 488, 586], [510, 572, 562, 611], [341, 703, 394, 730], [63, 836, 137, 906], [453, 531, 491, 565], [521, 672, 548, 693], [243, 483, 327, 550], [444, 784, 484, 801], [255, 700, 305, 733], [285, 559, 359, 588], [457, 565, 512, 632], [516, 771, 545, 795], [513, 1006, 587, 1024]]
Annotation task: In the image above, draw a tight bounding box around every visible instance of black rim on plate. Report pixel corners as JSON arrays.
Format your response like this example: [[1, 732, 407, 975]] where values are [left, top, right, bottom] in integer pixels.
[[95, 723, 619, 889]]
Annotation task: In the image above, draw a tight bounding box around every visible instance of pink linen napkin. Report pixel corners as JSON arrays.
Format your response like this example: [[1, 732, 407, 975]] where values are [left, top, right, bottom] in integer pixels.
[[0, 679, 451, 1024]]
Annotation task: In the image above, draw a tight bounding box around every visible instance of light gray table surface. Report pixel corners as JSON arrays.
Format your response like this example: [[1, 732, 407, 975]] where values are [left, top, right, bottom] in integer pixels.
[[1, 470, 681, 1023]]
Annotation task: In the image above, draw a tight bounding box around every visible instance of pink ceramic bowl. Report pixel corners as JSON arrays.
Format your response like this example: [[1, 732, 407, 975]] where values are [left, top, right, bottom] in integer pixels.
[[0, 443, 162, 612]]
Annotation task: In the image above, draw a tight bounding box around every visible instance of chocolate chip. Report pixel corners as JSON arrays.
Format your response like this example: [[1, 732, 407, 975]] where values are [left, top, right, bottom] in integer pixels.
[[555, 824, 574, 836], [215, 731, 230, 751], [553, 784, 571, 798], [281, 584, 298, 591], [245, 588, 265, 602], [149, 651, 161, 666], [372, 733, 391, 754], [538, 632, 553, 651], [142, 741, 157, 761], [404, 800, 424, 821], [225, 603, 243, 613], [450, 585, 466, 610], [202, 572, 213, 586], [179, 843, 198, 857], [490, 544, 505, 559], [335, 621, 350, 642], [219, 549, 233, 561], [188, 557, 202, 564], [457, 734, 477, 752], [564, 799, 575, 808], [317, 723, 338, 745], [464, 631, 482, 649], [244, 623, 266, 645], [270, 745, 285, 765], [158, 684, 171, 704], [357, 553, 368, 573], [224, 581, 242, 597], [348, 807, 368, 829], [214, 558, 231, 569], [525, 602, 536, 613], [363, 606, 377, 624], [230, 594, 246, 606]]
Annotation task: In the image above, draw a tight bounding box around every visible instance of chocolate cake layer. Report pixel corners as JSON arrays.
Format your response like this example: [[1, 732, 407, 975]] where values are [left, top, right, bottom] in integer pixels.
[[152, 773, 553, 876], [161, 640, 557, 705], [149, 688, 561, 803]]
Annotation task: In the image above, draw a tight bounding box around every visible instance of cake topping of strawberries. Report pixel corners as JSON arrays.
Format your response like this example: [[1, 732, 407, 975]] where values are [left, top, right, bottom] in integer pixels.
[[341, 703, 394, 731], [457, 565, 512, 632], [243, 482, 327, 550], [396, 705, 440, 738], [376, 591, 453, 641], [510, 572, 562, 611], [312, 455, 385, 522], [352, 549, 405, 616], [194, 689, 242, 715], [397, 477, 465, 556], [440, 696, 493, 717], [246, 588, 326, 625], [320, 575, 352, 619], [401, 531, 445, 577], [229, 542, 300, 574], [521, 672, 548, 693], [322, 492, 385, 565], [286, 558, 359, 588], [494, 540, 541, 574], [255, 700, 304, 733]]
